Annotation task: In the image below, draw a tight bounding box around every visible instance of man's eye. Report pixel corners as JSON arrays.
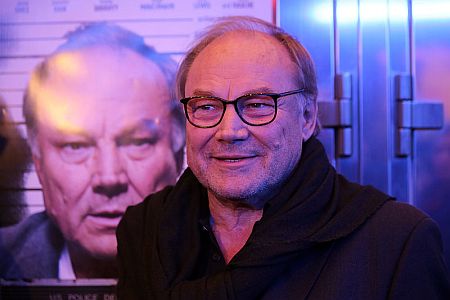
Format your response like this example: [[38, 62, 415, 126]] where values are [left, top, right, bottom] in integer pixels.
[[189, 99, 221, 113], [120, 137, 156, 147], [122, 137, 157, 160], [130, 138, 154, 147], [245, 102, 273, 109], [60, 143, 92, 163], [197, 104, 217, 111], [239, 97, 275, 118], [61, 142, 90, 151], [240, 95, 274, 110]]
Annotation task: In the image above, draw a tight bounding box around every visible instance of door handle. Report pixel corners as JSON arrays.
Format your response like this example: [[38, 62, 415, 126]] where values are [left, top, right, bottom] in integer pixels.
[[395, 74, 444, 156], [318, 73, 353, 157]]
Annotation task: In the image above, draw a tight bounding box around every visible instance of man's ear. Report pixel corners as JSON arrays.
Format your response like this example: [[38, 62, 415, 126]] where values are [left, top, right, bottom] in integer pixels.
[[302, 101, 318, 142]]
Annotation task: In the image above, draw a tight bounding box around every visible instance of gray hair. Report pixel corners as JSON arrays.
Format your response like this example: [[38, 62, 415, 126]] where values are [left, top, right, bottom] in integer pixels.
[[176, 16, 320, 135], [23, 22, 185, 170]]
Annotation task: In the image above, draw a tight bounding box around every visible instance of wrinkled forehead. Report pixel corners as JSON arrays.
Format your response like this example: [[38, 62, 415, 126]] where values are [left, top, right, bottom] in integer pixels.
[[207, 30, 290, 59], [30, 46, 171, 108], [29, 47, 172, 134], [186, 30, 298, 92], [193, 30, 296, 75], [43, 46, 167, 88]]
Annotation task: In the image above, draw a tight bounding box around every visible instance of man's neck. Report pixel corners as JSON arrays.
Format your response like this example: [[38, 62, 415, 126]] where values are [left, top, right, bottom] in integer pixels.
[[208, 192, 263, 264], [68, 244, 117, 278]]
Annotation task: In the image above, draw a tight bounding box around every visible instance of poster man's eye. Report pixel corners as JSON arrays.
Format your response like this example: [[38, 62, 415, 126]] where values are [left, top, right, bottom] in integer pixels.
[[60, 142, 92, 163]]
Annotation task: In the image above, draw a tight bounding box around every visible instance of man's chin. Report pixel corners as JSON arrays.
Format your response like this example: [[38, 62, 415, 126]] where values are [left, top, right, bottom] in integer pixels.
[[87, 248, 117, 260], [80, 237, 117, 260]]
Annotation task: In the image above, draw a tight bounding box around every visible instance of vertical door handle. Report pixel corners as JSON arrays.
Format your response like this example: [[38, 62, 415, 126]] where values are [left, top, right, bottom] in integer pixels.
[[318, 73, 353, 157], [395, 74, 444, 156]]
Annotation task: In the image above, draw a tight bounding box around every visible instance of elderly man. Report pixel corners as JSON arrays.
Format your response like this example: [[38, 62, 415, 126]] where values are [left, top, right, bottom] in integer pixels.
[[0, 23, 185, 279], [117, 16, 450, 299]]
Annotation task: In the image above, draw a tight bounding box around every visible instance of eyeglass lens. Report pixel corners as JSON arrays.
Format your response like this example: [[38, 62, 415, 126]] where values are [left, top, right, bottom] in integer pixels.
[[186, 94, 276, 127]]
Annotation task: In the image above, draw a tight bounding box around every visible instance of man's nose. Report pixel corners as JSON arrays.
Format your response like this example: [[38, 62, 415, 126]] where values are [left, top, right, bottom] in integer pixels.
[[92, 143, 128, 198], [215, 105, 249, 143]]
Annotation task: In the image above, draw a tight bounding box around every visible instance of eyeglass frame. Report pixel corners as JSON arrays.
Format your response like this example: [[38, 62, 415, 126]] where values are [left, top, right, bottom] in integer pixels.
[[179, 88, 305, 128]]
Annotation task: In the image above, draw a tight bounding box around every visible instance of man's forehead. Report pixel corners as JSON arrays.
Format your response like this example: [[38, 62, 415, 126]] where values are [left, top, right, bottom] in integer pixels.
[[37, 115, 165, 139], [30, 78, 171, 137], [191, 31, 295, 75], [209, 30, 287, 57], [30, 46, 171, 109], [34, 88, 172, 132], [46, 46, 166, 83], [185, 30, 298, 95]]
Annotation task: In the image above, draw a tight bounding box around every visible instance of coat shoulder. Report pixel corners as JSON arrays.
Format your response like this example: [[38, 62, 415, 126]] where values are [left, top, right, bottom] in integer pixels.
[[371, 200, 434, 233], [0, 212, 53, 251], [0, 212, 63, 278]]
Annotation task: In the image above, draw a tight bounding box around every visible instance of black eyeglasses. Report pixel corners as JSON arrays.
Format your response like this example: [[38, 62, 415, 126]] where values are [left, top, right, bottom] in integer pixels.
[[179, 89, 305, 128]]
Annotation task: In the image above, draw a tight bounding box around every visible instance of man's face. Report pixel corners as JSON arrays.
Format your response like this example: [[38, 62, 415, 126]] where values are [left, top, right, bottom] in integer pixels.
[[184, 31, 316, 208], [31, 47, 180, 258]]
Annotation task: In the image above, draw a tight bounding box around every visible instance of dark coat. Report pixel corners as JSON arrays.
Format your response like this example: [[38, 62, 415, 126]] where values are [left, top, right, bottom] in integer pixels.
[[263, 200, 449, 299], [117, 138, 450, 300], [117, 194, 450, 299], [0, 212, 64, 279]]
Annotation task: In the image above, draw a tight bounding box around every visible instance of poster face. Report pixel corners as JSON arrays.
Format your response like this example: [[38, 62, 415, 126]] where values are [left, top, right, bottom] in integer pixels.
[[0, 0, 274, 283]]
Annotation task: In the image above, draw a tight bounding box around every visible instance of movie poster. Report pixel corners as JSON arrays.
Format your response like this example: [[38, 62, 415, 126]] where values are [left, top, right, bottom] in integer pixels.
[[0, 0, 273, 296]]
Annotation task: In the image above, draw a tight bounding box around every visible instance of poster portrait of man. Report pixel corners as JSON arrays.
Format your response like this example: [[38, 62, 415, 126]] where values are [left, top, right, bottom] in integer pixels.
[[0, 3, 273, 288], [0, 22, 185, 279]]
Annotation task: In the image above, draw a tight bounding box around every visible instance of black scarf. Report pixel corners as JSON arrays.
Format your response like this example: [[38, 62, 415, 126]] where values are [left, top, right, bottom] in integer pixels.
[[148, 137, 391, 299]]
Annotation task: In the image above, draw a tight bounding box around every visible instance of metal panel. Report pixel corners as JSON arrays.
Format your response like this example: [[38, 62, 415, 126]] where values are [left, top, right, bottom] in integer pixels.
[[279, 0, 414, 195], [388, 1, 420, 203], [279, 0, 450, 265], [359, 0, 390, 192], [279, 0, 336, 165], [280, 0, 360, 177], [411, 0, 450, 266], [333, 0, 359, 179]]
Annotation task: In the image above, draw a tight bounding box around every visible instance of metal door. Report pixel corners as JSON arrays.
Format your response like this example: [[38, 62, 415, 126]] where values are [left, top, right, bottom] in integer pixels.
[[411, 0, 450, 266], [278, 0, 448, 263], [279, 0, 361, 183]]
